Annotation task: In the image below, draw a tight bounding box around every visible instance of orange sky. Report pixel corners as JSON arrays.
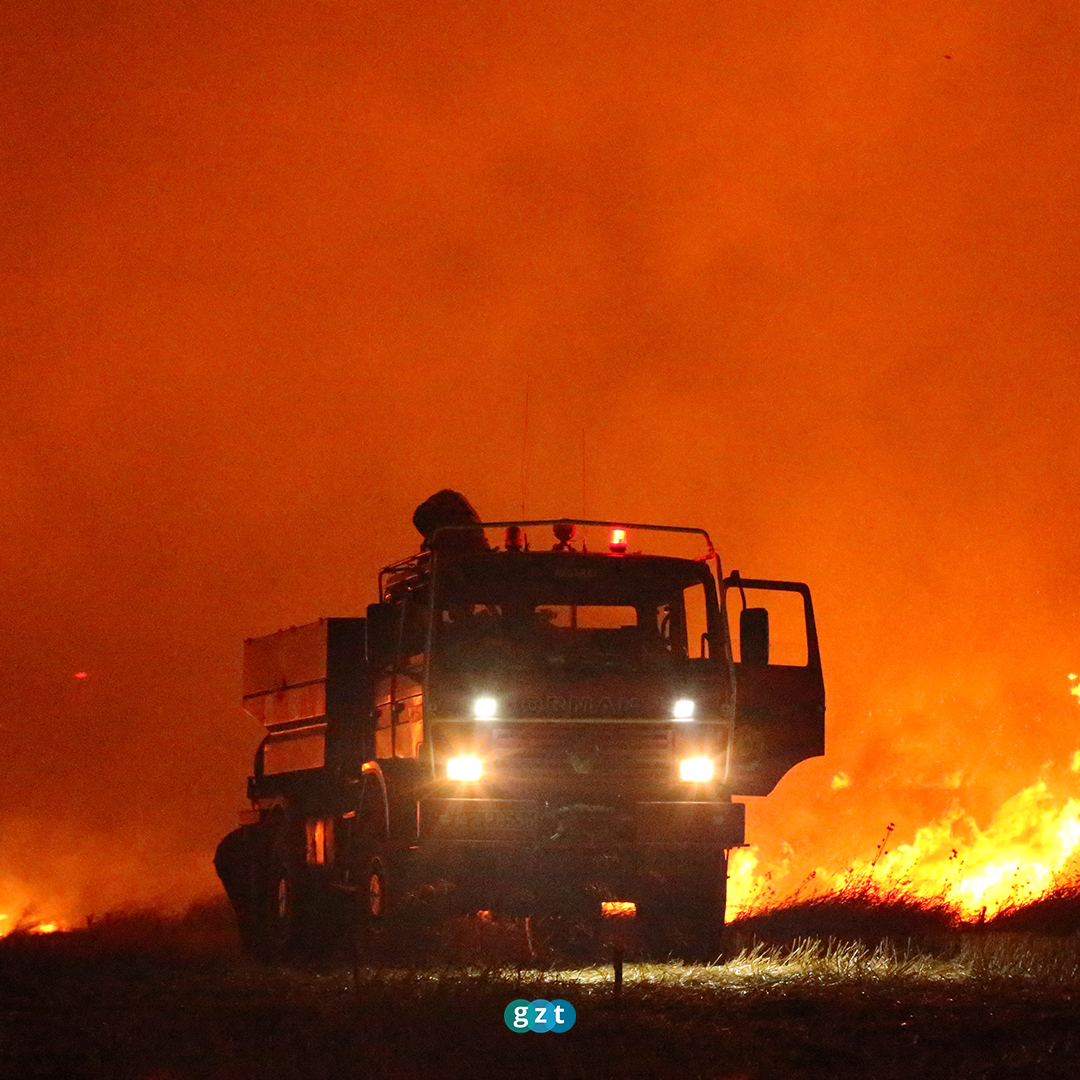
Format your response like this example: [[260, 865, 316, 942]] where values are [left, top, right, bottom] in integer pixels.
[[3, 0, 1080, 918]]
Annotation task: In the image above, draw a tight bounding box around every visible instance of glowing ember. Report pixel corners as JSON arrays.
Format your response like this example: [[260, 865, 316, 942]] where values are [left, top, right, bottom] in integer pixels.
[[601, 901, 636, 917]]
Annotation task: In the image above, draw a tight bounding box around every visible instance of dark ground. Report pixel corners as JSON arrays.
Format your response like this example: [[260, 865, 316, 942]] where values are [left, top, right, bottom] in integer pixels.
[[2, 895, 1079, 1080]]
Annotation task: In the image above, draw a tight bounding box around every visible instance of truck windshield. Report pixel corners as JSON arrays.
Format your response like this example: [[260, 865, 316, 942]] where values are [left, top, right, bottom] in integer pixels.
[[432, 555, 716, 674]]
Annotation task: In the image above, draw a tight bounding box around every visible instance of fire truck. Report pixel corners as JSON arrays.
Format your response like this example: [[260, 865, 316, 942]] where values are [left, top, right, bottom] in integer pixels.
[[215, 492, 825, 961]]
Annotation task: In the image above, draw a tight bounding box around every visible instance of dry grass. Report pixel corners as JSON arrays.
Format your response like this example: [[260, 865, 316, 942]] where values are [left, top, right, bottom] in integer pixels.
[[3, 893, 1080, 1079]]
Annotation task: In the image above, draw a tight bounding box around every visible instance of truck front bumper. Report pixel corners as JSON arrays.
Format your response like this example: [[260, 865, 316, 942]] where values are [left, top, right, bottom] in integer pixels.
[[419, 797, 744, 848], [406, 798, 745, 913]]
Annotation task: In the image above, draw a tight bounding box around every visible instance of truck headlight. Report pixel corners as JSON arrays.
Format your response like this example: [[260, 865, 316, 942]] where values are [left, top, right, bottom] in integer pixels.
[[473, 697, 497, 719], [679, 757, 713, 782], [447, 756, 483, 781], [672, 698, 695, 720]]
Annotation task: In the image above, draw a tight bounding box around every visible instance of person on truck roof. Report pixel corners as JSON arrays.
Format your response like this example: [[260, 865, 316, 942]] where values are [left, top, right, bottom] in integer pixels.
[[413, 489, 489, 553]]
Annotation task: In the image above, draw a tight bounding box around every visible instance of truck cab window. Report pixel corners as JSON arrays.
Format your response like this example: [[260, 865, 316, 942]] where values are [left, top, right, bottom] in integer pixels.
[[536, 605, 638, 630], [725, 585, 808, 666], [434, 596, 710, 673]]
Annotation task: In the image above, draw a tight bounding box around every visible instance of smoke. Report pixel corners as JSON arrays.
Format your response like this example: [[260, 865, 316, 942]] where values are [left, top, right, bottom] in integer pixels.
[[3, 0, 1079, 919]]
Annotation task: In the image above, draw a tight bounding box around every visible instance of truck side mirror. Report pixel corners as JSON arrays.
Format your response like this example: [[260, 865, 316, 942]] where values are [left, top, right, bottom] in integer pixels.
[[740, 607, 770, 666]]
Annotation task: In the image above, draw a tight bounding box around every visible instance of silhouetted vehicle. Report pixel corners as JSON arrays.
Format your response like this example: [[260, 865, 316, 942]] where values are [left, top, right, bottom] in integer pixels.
[[215, 494, 824, 961]]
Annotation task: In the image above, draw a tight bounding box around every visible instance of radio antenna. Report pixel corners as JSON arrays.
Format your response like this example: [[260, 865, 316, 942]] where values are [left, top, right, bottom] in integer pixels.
[[520, 378, 530, 517], [581, 428, 587, 518], [581, 427, 588, 552]]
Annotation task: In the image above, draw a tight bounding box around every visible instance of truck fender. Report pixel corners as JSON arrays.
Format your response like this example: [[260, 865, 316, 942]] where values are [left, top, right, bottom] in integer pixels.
[[360, 761, 390, 841]]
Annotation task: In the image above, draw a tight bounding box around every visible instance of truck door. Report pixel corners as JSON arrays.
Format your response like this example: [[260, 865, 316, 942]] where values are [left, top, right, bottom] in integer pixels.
[[722, 574, 825, 796]]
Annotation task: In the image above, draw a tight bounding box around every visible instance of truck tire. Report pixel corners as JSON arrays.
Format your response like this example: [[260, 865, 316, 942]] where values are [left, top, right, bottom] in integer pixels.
[[679, 883, 728, 963], [263, 859, 304, 959], [352, 856, 395, 960], [639, 863, 728, 963], [361, 857, 389, 919], [254, 816, 333, 962]]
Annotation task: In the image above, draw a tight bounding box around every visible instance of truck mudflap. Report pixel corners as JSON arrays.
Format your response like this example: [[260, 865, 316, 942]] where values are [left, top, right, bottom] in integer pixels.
[[417, 798, 745, 848]]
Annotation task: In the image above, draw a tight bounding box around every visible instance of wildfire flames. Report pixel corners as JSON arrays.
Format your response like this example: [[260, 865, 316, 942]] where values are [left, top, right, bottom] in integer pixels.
[[728, 675, 1080, 921], [729, 779, 1080, 921], [0, 912, 67, 938]]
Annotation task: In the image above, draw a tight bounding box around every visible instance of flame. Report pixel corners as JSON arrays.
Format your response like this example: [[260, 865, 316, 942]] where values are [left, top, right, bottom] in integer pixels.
[[0, 882, 74, 939], [728, 674, 1080, 922], [28, 921, 64, 935], [0, 912, 69, 937], [731, 780, 1080, 921]]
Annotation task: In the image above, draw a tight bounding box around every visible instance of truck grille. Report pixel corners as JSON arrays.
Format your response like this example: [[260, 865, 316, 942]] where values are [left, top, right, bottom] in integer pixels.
[[490, 722, 673, 783]]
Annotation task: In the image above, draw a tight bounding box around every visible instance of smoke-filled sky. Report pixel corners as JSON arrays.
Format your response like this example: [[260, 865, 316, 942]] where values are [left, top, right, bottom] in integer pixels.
[[3, 0, 1079, 918]]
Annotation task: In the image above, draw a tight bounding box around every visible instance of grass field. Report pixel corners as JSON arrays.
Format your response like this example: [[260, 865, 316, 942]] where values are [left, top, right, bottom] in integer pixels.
[[2, 893, 1079, 1080]]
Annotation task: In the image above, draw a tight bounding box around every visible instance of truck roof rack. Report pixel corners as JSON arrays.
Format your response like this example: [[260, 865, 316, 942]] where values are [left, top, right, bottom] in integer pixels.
[[437, 518, 717, 557], [379, 520, 720, 601]]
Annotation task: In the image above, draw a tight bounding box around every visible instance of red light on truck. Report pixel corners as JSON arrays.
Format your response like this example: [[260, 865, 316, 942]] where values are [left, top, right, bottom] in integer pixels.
[[609, 528, 627, 553]]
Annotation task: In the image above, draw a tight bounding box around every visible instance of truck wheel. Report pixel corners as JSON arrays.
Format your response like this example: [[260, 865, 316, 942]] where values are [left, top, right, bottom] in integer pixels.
[[362, 859, 389, 920], [253, 811, 331, 961], [680, 892, 727, 963], [352, 857, 394, 961], [263, 860, 305, 960], [639, 868, 728, 964]]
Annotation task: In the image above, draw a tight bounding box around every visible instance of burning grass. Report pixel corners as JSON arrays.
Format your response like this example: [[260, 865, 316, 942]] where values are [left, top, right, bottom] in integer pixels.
[[727, 850, 1080, 946]]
